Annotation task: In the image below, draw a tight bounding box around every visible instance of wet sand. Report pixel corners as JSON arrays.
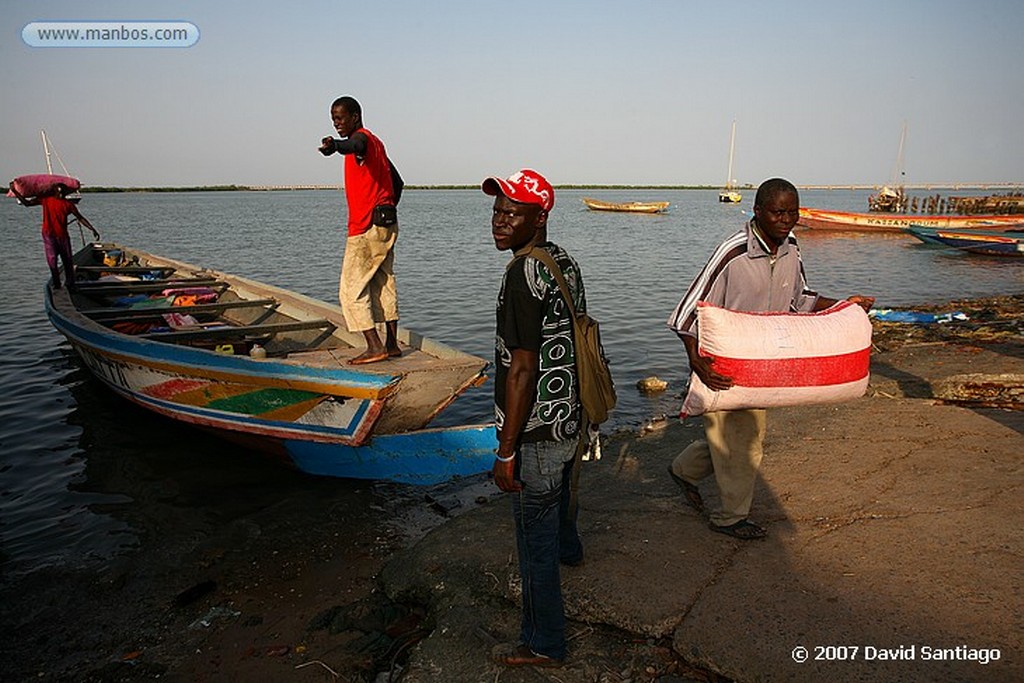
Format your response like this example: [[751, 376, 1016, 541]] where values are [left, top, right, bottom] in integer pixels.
[[1, 294, 1021, 682]]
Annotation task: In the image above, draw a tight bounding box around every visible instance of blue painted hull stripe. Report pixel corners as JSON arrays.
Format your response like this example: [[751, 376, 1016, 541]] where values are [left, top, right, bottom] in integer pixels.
[[46, 298, 397, 392], [284, 425, 499, 485]]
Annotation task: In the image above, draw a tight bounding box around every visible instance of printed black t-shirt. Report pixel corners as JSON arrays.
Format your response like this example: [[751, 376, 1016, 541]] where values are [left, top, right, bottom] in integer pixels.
[[494, 242, 584, 443]]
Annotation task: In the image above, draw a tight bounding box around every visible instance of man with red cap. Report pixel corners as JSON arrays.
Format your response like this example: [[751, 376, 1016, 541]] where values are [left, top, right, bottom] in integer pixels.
[[483, 168, 586, 668]]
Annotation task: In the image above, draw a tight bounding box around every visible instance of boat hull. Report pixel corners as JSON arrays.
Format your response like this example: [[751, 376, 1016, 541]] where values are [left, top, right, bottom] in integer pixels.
[[284, 424, 497, 485], [903, 226, 1024, 257], [582, 198, 669, 213], [798, 207, 1024, 232], [47, 243, 492, 483]]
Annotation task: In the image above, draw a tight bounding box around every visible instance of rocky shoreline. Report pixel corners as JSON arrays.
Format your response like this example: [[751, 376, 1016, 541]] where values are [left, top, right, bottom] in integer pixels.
[[2, 294, 1021, 682]]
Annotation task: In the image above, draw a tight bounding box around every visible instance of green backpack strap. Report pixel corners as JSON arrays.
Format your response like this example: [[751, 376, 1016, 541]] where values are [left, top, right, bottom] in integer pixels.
[[528, 247, 579, 319]]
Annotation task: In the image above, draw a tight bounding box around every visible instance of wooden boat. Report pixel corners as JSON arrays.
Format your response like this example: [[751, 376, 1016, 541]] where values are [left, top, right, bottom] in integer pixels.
[[582, 197, 670, 214], [798, 207, 1024, 233], [47, 243, 496, 484], [867, 122, 908, 213], [718, 120, 742, 204], [903, 225, 1024, 257]]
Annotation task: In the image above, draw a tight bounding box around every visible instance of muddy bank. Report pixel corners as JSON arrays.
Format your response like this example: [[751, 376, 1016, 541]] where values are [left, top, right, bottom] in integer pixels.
[[1, 294, 1021, 682]]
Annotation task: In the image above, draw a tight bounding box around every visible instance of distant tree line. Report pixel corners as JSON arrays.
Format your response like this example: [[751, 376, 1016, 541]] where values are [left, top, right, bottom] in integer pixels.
[[82, 185, 251, 193], [80, 183, 753, 193]]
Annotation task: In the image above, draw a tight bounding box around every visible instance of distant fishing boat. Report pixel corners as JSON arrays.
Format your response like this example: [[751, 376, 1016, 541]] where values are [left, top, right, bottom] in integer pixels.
[[718, 120, 741, 203], [903, 225, 1024, 257], [865, 123, 1024, 216], [798, 207, 1024, 233], [582, 197, 670, 214], [47, 242, 496, 485], [867, 122, 908, 213]]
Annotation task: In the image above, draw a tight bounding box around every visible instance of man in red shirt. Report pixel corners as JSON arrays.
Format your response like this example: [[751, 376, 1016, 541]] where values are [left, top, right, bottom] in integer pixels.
[[10, 182, 99, 290], [318, 96, 404, 364]]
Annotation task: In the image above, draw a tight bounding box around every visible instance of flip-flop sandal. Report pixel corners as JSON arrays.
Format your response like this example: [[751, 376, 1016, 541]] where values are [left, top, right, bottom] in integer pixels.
[[491, 643, 563, 668], [709, 519, 767, 540], [667, 466, 705, 513]]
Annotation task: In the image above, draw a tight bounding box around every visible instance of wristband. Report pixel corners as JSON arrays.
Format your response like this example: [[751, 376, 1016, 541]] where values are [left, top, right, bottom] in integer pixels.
[[495, 452, 515, 463]]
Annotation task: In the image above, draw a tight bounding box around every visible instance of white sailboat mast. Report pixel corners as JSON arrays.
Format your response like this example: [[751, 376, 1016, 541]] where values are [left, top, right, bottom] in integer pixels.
[[891, 121, 907, 187], [725, 120, 737, 190], [42, 129, 53, 175], [40, 129, 73, 178]]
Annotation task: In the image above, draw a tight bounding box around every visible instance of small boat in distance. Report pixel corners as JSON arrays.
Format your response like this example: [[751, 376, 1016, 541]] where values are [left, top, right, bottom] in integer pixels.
[[868, 122, 908, 213], [798, 207, 1024, 233], [903, 225, 1024, 257], [718, 120, 742, 203], [582, 197, 670, 214], [46, 243, 495, 484]]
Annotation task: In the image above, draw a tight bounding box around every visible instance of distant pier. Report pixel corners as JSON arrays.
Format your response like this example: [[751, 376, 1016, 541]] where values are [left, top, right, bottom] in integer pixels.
[[798, 182, 1022, 190]]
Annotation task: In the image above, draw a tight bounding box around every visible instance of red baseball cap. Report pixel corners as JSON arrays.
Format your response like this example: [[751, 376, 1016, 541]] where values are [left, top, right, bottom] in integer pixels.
[[481, 169, 555, 212]]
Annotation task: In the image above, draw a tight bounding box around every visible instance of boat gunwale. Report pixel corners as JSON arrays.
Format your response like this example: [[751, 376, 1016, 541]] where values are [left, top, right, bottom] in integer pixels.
[[47, 286, 401, 398], [123, 245, 488, 365]]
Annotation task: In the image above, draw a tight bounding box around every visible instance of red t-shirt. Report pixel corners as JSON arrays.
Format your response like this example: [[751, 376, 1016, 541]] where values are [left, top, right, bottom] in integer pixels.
[[40, 196, 73, 239], [344, 127, 396, 236]]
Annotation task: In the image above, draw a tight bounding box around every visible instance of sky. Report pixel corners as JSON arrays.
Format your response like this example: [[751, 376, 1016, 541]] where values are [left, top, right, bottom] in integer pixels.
[[2, 0, 1023, 188]]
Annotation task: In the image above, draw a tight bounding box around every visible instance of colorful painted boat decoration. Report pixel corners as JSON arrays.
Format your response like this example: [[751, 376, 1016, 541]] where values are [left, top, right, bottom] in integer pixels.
[[46, 243, 496, 484], [582, 197, 670, 214], [798, 207, 1024, 233], [903, 225, 1024, 257]]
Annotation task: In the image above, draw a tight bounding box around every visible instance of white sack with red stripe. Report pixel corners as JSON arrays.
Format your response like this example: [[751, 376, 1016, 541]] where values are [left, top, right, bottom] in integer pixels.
[[681, 301, 872, 417]]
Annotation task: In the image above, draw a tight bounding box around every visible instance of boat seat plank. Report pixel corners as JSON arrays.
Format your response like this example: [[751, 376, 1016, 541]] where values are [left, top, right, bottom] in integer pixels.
[[74, 279, 229, 295], [249, 305, 284, 326], [84, 298, 279, 321], [140, 319, 337, 342]]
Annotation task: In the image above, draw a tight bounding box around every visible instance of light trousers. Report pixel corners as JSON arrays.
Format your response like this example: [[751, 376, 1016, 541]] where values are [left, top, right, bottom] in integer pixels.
[[671, 408, 766, 526]]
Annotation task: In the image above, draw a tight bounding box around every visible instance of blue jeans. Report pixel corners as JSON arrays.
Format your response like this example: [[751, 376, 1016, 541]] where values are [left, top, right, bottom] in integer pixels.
[[512, 439, 582, 660]]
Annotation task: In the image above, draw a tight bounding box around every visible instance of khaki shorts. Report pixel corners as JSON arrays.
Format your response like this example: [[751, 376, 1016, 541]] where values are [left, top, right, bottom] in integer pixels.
[[338, 223, 399, 332]]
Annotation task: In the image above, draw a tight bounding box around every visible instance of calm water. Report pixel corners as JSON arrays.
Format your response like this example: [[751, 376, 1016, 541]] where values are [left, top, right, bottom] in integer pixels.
[[1, 188, 1022, 576]]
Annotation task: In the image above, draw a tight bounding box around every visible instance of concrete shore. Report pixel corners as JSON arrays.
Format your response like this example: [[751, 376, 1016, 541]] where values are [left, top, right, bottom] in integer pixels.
[[379, 305, 1023, 682]]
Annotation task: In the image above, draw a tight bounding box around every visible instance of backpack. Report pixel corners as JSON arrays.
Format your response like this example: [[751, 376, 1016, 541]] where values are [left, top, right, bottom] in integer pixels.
[[528, 247, 617, 425], [388, 160, 404, 204]]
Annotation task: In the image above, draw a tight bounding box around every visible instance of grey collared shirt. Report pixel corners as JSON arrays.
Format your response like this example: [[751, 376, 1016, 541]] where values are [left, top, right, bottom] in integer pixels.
[[667, 219, 819, 338]]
